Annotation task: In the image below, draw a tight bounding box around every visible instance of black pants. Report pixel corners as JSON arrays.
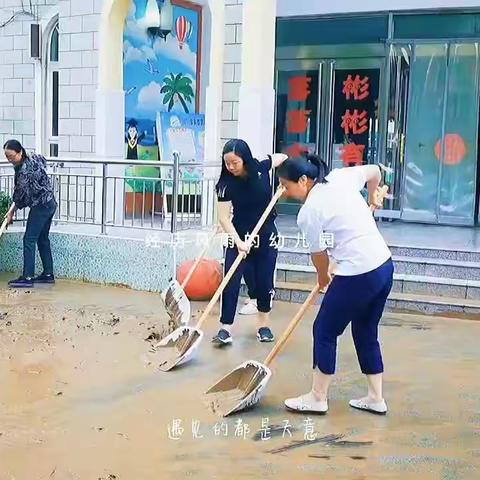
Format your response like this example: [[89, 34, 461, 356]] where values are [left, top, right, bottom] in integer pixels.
[[23, 199, 57, 277], [220, 229, 278, 325]]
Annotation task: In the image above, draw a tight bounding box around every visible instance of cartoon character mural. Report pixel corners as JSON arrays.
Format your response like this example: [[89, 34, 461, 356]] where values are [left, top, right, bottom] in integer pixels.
[[122, 0, 202, 215], [125, 119, 146, 160]]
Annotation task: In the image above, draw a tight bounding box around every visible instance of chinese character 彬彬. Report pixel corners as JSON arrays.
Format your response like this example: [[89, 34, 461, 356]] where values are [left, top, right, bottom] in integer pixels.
[[341, 109, 369, 136], [342, 74, 370, 101]]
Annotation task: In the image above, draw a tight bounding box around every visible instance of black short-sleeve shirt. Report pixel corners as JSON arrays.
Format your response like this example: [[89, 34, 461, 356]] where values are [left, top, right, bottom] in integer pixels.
[[217, 158, 277, 238]]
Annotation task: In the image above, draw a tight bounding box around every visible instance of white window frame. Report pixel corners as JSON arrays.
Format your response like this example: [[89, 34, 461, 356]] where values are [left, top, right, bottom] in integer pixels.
[[45, 20, 59, 156], [34, 9, 59, 155]]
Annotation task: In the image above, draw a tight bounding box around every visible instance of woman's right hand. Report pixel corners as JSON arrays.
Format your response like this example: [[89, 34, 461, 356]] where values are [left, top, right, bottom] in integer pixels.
[[236, 239, 251, 255], [318, 272, 332, 292]]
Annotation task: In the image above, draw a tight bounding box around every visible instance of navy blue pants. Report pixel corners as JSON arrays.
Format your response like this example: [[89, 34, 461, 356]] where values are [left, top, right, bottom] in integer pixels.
[[243, 261, 257, 300], [313, 258, 394, 375], [23, 199, 57, 278], [221, 230, 277, 325]]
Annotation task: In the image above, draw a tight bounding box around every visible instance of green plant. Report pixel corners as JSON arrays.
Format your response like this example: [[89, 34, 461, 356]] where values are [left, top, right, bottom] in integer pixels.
[[160, 73, 194, 113], [0, 191, 12, 220]]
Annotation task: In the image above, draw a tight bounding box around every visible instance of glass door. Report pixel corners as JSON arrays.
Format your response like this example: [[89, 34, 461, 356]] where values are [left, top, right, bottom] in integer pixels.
[[399, 42, 480, 225]]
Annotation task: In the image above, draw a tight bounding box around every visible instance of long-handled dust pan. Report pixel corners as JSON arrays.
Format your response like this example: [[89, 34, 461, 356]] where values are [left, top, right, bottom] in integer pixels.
[[161, 225, 221, 330], [150, 185, 287, 372], [203, 284, 321, 417]]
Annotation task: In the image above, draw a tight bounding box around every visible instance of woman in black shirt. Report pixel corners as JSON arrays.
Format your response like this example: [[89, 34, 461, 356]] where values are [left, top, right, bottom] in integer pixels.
[[213, 139, 287, 345]]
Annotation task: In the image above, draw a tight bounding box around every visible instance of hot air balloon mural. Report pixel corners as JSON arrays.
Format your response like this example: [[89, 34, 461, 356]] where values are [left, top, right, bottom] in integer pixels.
[[176, 15, 193, 50]]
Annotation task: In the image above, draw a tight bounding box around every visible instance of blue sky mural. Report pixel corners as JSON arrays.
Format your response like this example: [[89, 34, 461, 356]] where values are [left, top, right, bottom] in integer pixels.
[[123, 0, 201, 160]]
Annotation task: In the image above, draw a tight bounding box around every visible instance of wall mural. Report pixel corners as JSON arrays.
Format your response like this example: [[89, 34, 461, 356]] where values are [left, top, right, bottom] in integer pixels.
[[122, 0, 202, 216]]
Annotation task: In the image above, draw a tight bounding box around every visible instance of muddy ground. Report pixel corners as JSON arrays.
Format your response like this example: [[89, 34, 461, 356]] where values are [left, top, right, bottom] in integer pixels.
[[0, 274, 479, 480]]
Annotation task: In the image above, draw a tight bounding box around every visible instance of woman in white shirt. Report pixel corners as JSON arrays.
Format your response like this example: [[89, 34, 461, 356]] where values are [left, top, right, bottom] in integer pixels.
[[276, 155, 393, 415]]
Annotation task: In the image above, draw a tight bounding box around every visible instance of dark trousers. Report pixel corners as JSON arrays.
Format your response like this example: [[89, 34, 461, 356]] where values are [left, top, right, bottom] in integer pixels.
[[313, 259, 394, 375], [221, 230, 278, 325], [23, 199, 57, 278], [243, 260, 257, 300]]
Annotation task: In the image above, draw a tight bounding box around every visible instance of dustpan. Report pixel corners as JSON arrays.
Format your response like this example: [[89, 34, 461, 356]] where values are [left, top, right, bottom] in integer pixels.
[[203, 285, 320, 416]]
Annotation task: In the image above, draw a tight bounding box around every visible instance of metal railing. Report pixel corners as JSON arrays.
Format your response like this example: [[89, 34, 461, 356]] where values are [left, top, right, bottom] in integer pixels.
[[0, 155, 221, 234]]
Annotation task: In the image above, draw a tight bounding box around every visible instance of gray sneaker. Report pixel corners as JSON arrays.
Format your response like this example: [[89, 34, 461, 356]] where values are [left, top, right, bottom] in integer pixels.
[[212, 328, 232, 345], [257, 327, 274, 343]]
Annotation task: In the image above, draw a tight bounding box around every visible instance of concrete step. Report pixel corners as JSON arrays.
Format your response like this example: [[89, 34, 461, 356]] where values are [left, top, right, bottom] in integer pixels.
[[277, 249, 480, 281], [268, 280, 480, 320], [276, 263, 480, 299], [279, 235, 480, 263]]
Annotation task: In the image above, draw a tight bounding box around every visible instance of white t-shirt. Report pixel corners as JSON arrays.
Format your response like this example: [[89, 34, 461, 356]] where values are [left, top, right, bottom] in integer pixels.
[[297, 165, 391, 276]]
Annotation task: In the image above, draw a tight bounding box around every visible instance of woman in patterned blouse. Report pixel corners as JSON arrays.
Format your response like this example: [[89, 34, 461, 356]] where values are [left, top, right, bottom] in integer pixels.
[[3, 139, 57, 288]]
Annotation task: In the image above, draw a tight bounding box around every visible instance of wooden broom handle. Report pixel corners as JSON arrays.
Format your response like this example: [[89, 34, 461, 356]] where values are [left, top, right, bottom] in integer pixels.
[[196, 186, 286, 330], [180, 225, 221, 289], [264, 284, 320, 367], [0, 217, 9, 239]]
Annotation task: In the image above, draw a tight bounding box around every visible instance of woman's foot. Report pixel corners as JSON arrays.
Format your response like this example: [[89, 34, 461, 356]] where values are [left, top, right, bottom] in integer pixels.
[[349, 396, 387, 415], [284, 391, 328, 414], [257, 327, 274, 343], [33, 273, 55, 284], [8, 276, 33, 288], [212, 328, 232, 346], [238, 299, 258, 315]]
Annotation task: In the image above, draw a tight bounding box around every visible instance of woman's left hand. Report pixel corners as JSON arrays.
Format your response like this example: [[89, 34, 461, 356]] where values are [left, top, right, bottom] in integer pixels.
[[3, 211, 14, 229], [271, 153, 288, 168], [368, 186, 386, 211]]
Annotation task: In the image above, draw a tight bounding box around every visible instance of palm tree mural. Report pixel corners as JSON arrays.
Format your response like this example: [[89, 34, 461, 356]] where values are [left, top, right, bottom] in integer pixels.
[[160, 73, 195, 113]]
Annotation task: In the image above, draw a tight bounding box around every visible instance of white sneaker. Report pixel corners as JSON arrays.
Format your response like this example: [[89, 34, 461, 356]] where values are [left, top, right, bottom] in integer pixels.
[[284, 392, 328, 415], [349, 397, 388, 415], [238, 299, 258, 315]]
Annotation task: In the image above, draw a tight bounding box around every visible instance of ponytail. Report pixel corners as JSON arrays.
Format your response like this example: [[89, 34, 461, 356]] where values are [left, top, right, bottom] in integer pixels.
[[276, 154, 330, 184]]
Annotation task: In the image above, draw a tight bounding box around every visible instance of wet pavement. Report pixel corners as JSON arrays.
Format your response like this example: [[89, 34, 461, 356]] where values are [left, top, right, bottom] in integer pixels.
[[0, 274, 479, 480]]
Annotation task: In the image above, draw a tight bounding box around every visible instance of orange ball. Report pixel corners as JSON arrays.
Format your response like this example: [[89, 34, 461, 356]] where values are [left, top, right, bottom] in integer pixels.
[[177, 258, 223, 301]]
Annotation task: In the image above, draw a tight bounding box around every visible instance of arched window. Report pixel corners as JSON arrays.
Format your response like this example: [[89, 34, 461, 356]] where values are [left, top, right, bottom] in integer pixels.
[[45, 21, 59, 156]]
